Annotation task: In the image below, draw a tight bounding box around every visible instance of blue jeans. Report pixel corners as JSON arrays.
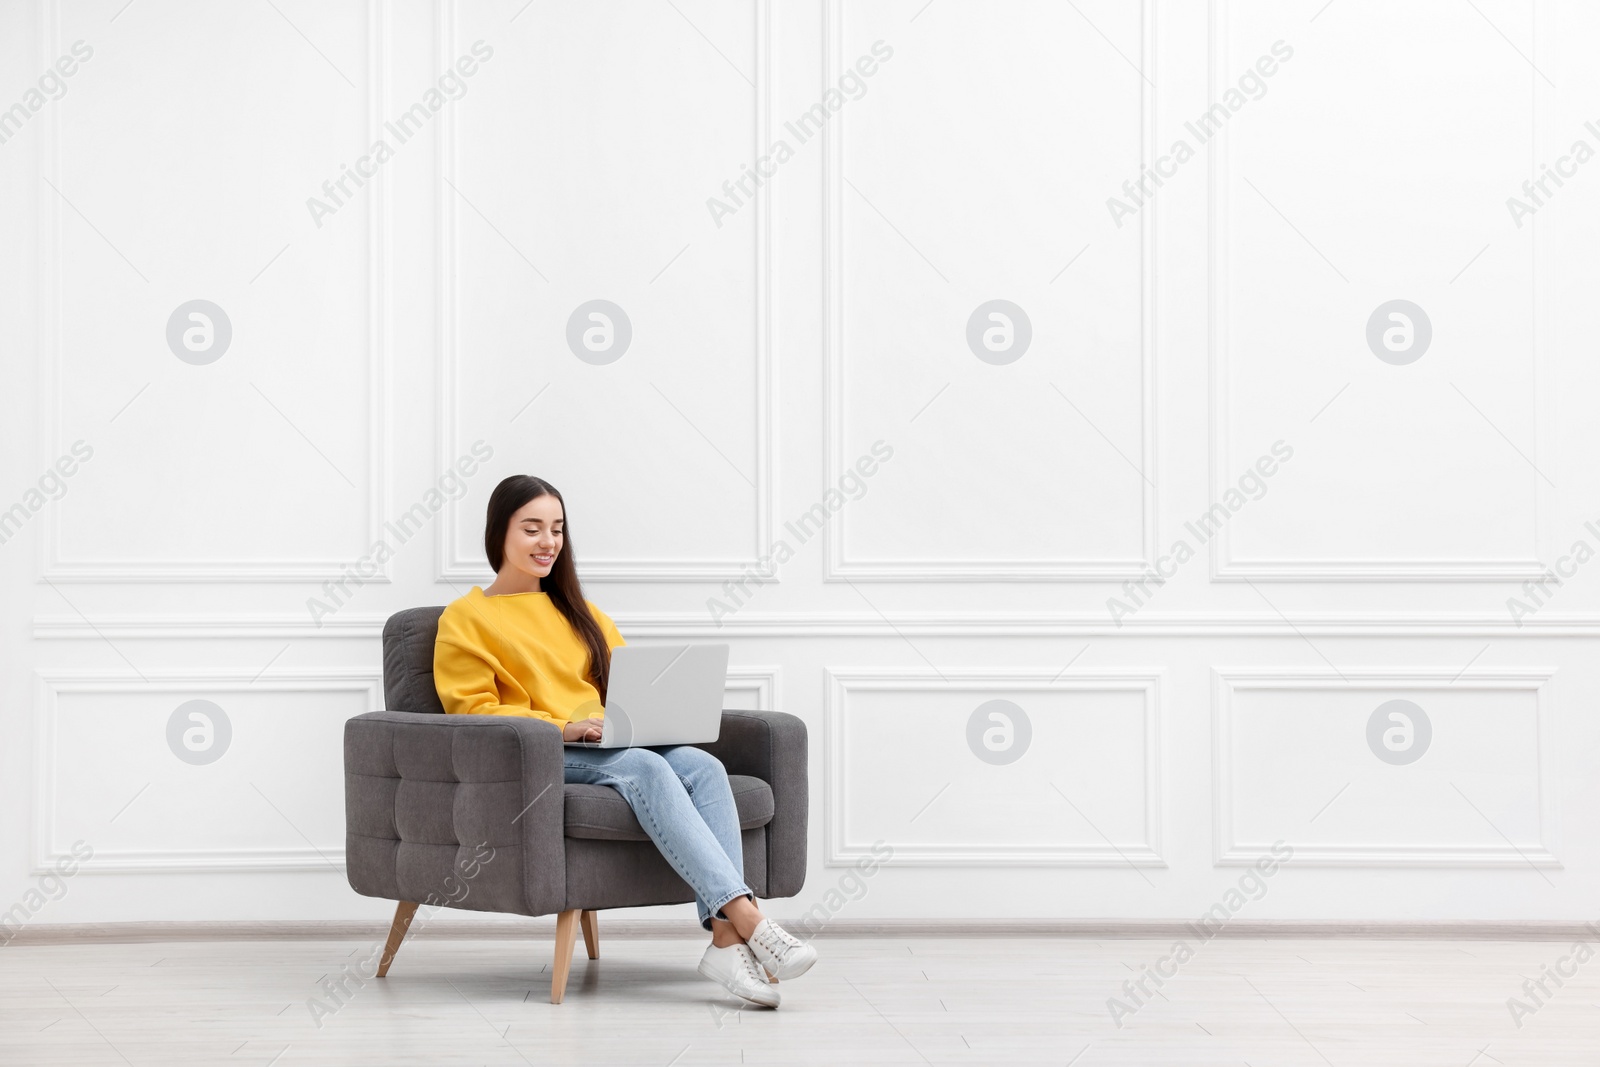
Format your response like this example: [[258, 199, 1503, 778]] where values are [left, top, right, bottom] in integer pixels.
[[562, 744, 753, 931]]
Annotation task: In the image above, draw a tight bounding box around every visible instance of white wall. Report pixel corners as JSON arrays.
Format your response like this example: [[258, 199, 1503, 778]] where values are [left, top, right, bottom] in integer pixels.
[[4, 0, 1599, 927]]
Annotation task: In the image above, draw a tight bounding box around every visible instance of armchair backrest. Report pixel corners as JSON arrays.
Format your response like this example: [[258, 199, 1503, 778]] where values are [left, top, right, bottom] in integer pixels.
[[382, 606, 449, 714]]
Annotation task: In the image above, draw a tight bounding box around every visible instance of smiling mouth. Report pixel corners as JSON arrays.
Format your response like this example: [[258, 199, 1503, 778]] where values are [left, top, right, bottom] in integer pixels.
[[532, 554, 554, 565]]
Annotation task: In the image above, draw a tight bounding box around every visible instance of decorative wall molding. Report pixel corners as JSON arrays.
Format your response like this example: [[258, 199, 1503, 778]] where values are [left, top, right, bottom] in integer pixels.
[[35, 0, 392, 583], [1211, 558, 1554, 583], [35, 610, 1600, 640], [822, 0, 1159, 581], [824, 667, 1164, 867], [1206, 0, 1549, 583], [34, 614, 399, 640], [435, 0, 778, 583], [33, 667, 381, 874], [725, 665, 780, 713], [1211, 667, 1560, 867]]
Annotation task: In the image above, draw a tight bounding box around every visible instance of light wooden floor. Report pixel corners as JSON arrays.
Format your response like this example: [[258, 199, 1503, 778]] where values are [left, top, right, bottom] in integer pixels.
[[1, 936, 1594, 1065]]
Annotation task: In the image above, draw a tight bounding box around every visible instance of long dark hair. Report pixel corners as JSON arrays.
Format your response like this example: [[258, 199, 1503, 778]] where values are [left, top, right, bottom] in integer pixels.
[[483, 475, 612, 704]]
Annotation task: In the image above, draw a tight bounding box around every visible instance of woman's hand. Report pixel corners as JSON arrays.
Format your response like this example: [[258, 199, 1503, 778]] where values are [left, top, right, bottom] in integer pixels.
[[562, 717, 604, 743]]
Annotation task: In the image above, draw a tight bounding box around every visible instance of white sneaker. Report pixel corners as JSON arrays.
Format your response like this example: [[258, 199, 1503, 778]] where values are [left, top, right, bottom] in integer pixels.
[[697, 942, 781, 1008], [745, 918, 818, 981]]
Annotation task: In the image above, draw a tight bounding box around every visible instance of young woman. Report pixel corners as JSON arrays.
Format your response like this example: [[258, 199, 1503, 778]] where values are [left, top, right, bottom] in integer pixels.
[[432, 475, 817, 1007]]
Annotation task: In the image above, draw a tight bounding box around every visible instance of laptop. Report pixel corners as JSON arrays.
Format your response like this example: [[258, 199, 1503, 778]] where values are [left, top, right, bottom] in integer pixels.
[[567, 643, 730, 748]]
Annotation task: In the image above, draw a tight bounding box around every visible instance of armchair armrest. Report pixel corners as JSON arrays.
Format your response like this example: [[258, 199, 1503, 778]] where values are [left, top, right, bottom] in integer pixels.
[[344, 711, 567, 917], [696, 710, 808, 898]]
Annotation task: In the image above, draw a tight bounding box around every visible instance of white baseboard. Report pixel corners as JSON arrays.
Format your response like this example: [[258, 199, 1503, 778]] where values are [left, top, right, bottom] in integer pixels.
[[5, 917, 1598, 946]]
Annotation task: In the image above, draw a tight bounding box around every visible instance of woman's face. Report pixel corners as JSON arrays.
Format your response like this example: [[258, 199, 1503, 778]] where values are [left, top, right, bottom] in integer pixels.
[[501, 494, 563, 583]]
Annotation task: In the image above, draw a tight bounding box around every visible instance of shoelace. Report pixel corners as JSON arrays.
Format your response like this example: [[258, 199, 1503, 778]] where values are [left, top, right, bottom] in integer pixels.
[[736, 945, 768, 983], [752, 923, 800, 959]]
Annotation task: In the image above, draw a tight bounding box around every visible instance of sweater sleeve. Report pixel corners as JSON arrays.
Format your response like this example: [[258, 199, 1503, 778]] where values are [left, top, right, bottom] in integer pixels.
[[589, 601, 626, 651], [432, 623, 556, 723]]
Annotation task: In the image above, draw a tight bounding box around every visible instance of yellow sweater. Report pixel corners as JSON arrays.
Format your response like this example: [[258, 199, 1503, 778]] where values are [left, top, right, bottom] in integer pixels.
[[432, 586, 625, 726]]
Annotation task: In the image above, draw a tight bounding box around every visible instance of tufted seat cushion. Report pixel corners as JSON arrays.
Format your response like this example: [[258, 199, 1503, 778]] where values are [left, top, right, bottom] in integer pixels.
[[563, 775, 774, 841]]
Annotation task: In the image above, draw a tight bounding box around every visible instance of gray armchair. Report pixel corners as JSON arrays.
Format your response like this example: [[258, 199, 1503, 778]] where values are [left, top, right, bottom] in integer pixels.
[[344, 606, 808, 1002]]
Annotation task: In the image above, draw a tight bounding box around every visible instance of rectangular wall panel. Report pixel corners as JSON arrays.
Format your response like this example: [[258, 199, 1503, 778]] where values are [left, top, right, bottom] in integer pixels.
[[438, 0, 775, 582], [37, 0, 388, 582], [1211, 0, 1547, 580], [34, 669, 379, 873], [825, 0, 1156, 580], [826, 668, 1163, 866], [1213, 668, 1558, 866]]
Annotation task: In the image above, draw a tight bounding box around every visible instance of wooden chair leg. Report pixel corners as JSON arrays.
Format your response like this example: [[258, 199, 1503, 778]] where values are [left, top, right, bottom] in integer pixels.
[[580, 909, 599, 960], [550, 909, 581, 1004], [375, 901, 419, 978]]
